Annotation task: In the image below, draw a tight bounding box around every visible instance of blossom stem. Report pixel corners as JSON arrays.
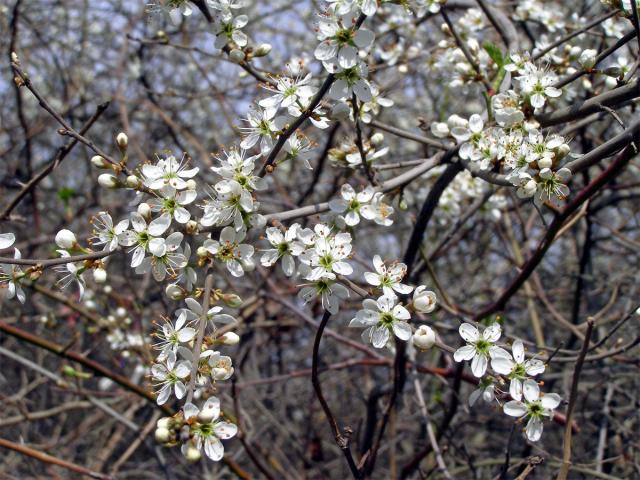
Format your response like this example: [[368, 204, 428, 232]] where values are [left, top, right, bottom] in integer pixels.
[[185, 271, 214, 404]]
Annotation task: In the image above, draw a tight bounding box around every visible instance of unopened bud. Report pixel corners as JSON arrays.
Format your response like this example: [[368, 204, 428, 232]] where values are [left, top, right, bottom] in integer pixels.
[[156, 417, 173, 429], [165, 283, 185, 300], [567, 45, 581, 58], [556, 143, 571, 160], [186, 179, 197, 190], [91, 155, 109, 168], [126, 175, 142, 189], [93, 268, 107, 283], [370, 132, 384, 146], [578, 49, 597, 70], [184, 445, 201, 462], [155, 427, 171, 443], [254, 43, 272, 57], [603, 66, 622, 78], [55, 229, 77, 249], [197, 246, 208, 257], [413, 286, 437, 313], [220, 332, 240, 345], [537, 157, 552, 169], [221, 293, 242, 308], [98, 173, 120, 189], [413, 325, 437, 350], [229, 49, 245, 64], [116, 132, 128, 149], [137, 202, 151, 219], [185, 220, 198, 234]]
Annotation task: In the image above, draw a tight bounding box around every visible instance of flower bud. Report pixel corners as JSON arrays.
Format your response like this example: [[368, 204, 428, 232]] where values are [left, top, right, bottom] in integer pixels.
[[91, 155, 109, 169], [603, 66, 622, 78], [155, 427, 171, 443], [197, 246, 209, 257], [98, 173, 120, 189], [537, 156, 552, 169], [156, 417, 173, 429], [568, 45, 581, 58], [413, 286, 437, 313], [519, 179, 537, 198], [185, 179, 197, 190], [220, 332, 240, 345], [126, 175, 142, 189], [93, 268, 107, 283], [184, 445, 201, 462], [447, 114, 468, 129], [431, 122, 450, 138], [221, 293, 242, 308], [254, 43, 272, 57], [116, 132, 128, 149], [370, 132, 385, 145], [55, 229, 77, 249], [165, 283, 185, 300], [556, 144, 571, 161], [229, 49, 245, 64], [185, 220, 198, 235], [413, 325, 436, 350], [137, 202, 151, 219], [578, 49, 597, 70]]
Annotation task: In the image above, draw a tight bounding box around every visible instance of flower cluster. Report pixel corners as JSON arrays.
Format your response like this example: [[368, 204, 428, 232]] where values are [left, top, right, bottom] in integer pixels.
[[431, 59, 573, 207], [150, 296, 240, 461], [454, 323, 561, 441], [349, 255, 438, 349]]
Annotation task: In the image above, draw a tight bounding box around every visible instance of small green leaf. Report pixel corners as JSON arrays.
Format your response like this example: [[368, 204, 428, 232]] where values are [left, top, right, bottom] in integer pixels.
[[57, 187, 76, 205], [483, 42, 505, 67]]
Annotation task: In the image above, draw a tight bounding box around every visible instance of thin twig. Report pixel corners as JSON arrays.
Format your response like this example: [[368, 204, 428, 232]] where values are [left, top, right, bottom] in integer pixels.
[[556, 320, 594, 480], [311, 310, 362, 479]]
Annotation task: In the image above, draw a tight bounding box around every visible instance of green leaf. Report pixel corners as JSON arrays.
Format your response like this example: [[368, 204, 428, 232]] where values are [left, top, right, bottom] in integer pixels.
[[57, 187, 76, 205], [483, 42, 505, 68]]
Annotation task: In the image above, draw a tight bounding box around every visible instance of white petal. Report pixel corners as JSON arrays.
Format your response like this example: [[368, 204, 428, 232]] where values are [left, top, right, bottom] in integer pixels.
[[371, 325, 390, 348], [0, 233, 15, 249], [491, 356, 514, 375], [392, 321, 412, 341], [523, 379, 540, 402], [213, 421, 238, 439], [459, 323, 479, 342], [482, 323, 501, 342], [471, 354, 488, 377], [509, 378, 523, 401], [204, 437, 224, 461], [512, 339, 525, 363], [541, 393, 561, 410], [503, 400, 527, 417], [453, 345, 476, 362], [525, 417, 543, 442], [149, 213, 171, 236]]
